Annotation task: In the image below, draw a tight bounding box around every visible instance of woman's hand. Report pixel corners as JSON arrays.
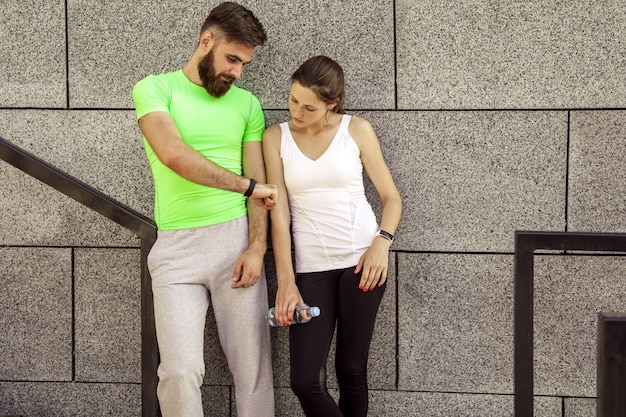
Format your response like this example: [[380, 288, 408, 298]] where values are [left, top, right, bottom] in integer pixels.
[[275, 279, 304, 326], [355, 237, 391, 291]]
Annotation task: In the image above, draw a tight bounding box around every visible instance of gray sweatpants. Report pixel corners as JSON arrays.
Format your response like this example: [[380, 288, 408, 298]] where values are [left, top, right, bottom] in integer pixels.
[[148, 216, 274, 417]]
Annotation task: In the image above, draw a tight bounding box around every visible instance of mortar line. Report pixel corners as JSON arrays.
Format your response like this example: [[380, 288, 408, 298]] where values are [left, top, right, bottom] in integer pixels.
[[71, 247, 76, 381], [65, 0, 70, 109], [564, 111, 571, 232]]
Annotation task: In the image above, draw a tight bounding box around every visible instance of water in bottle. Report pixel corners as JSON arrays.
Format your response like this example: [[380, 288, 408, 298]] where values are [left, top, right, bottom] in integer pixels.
[[266, 303, 321, 327]]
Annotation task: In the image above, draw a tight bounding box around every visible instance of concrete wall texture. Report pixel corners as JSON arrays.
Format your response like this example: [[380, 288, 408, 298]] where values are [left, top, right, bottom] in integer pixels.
[[1, 0, 625, 416]]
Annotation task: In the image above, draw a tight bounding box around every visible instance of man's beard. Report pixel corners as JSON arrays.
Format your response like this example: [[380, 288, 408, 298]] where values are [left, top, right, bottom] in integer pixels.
[[198, 49, 234, 98]]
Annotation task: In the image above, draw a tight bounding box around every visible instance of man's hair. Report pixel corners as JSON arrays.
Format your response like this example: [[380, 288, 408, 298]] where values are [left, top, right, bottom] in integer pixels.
[[291, 55, 346, 114], [200, 2, 267, 47]]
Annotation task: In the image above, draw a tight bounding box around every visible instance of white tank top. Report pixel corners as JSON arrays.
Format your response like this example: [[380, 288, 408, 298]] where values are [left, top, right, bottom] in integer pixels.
[[279, 115, 379, 273]]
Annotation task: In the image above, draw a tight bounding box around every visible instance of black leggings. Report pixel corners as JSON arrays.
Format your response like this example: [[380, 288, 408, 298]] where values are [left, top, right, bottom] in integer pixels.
[[289, 267, 386, 417]]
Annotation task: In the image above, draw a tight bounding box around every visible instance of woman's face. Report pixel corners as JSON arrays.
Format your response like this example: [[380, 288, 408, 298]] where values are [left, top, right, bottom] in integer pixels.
[[288, 81, 333, 127]]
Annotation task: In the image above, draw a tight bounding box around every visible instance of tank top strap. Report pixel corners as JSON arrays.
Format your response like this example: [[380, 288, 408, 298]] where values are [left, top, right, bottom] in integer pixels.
[[279, 121, 290, 135], [279, 121, 292, 157], [338, 114, 352, 134]]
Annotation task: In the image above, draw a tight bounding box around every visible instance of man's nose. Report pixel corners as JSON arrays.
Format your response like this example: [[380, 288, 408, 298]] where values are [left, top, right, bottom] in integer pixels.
[[229, 63, 244, 78]]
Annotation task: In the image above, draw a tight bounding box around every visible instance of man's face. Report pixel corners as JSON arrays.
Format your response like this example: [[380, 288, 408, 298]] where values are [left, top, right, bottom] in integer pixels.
[[198, 40, 255, 98]]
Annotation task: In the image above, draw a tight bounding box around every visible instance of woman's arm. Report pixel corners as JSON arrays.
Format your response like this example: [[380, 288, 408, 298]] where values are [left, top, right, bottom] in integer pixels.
[[349, 116, 403, 291], [263, 125, 303, 325]]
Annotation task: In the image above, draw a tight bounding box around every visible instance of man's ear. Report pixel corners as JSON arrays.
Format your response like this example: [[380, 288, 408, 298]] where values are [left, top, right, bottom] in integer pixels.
[[199, 30, 214, 50]]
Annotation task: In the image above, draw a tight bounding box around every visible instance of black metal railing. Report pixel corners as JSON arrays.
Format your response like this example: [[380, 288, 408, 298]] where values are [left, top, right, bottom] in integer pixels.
[[0, 135, 159, 417], [597, 313, 626, 417], [514, 230, 626, 417]]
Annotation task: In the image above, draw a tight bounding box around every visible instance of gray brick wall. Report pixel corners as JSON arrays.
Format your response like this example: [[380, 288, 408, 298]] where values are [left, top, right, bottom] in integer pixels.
[[1, 0, 625, 416]]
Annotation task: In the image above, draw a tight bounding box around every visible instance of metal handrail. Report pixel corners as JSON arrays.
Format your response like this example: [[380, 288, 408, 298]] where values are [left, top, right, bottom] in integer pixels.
[[514, 230, 626, 417], [0, 135, 159, 417]]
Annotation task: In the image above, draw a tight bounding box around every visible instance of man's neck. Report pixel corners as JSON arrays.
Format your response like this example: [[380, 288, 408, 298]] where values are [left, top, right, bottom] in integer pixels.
[[182, 57, 202, 86]]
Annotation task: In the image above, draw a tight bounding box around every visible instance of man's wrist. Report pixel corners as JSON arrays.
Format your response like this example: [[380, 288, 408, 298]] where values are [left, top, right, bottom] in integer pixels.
[[247, 239, 267, 256], [243, 178, 256, 198]]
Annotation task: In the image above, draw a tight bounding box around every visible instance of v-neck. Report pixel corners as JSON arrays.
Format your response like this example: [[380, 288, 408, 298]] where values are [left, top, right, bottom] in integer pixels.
[[288, 115, 346, 162]]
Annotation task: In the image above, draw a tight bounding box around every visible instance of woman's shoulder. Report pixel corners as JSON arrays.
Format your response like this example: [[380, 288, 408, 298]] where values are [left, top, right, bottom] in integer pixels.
[[346, 114, 375, 138], [265, 122, 287, 134], [262, 123, 284, 144]]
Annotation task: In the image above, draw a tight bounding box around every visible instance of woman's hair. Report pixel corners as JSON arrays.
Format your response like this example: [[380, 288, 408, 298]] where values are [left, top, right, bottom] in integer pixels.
[[200, 2, 266, 47], [291, 55, 346, 114]]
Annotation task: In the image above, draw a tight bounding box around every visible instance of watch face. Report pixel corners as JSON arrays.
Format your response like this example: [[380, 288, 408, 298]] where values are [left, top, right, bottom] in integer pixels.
[[378, 230, 394, 242]]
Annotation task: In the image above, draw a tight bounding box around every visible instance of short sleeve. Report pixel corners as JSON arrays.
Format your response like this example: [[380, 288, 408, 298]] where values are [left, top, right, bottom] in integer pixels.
[[132, 75, 171, 121], [242, 94, 265, 142]]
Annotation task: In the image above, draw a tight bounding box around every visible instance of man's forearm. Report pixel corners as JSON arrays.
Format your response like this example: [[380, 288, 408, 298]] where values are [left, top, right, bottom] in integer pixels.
[[247, 202, 268, 254], [242, 140, 271, 249], [165, 143, 253, 194], [139, 112, 253, 194]]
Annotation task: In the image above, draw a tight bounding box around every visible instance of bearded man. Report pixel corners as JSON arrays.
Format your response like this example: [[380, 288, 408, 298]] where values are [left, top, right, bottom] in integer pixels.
[[132, 3, 276, 416]]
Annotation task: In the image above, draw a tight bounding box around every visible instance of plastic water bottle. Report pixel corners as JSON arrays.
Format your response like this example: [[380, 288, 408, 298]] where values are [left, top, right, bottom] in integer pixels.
[[266, 303, 321, 327]]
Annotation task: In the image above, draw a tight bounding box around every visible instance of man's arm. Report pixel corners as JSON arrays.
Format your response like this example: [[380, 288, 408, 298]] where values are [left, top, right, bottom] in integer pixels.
[[138, 111, 277, 206], [243, 140, 268, 255], [231, 140, 269, 288]]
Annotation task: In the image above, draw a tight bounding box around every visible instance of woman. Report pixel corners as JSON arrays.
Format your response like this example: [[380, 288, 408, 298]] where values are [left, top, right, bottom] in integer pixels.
[[263, 55, 402, 417]]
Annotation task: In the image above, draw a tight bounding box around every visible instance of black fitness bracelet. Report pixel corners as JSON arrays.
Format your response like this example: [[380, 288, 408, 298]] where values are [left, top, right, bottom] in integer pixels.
[[376, 229, 395, 243], [243, 178, 257, 198]]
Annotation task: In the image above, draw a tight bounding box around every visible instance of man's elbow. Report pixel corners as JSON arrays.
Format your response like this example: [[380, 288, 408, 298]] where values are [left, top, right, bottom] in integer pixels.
[[159, 152, 187, 173]]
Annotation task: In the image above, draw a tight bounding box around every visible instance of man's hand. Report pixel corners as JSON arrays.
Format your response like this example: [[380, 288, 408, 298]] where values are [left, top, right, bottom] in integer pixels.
[[232, 248, 264, 288], [249, 182, 278, 210]]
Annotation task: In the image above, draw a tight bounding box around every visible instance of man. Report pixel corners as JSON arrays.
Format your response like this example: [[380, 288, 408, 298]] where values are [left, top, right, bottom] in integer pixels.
[[132, 3, 276, 416]]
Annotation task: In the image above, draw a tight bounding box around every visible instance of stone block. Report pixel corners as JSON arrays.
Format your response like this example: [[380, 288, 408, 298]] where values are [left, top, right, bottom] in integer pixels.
[[74, 248, 141, 383], [0, 1, 66, 107], [275, 389, 562, 416], [398, 253, 514, 393], [0, 248, 72, 381], [534, 255, 626, 397], [367, 390, 561, 417], [569, 110, 626, 233], [396, 0, 626, 109], [0, 109, 151, 247], [0, 162, 139, 246], [200, 385, 231, 416], [237, 1, 395, 110], [67, 0, 193, 108], [0, 110, 153, 218], [263, 110, 290, 129], [202, 304, 236, 385], [67, 0, 394, 109], [0, 382, 140, 417], [274, 387, 306, 417], [564, 397, 596, 417], [362, 111, 567, 252]]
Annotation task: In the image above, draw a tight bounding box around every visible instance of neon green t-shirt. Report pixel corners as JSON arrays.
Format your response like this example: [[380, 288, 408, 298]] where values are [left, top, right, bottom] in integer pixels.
[[132, 70, 265, 230]]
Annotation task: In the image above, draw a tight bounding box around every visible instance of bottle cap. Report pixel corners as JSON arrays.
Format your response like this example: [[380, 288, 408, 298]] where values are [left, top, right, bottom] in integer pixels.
[[310, 306, 321, 317]]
